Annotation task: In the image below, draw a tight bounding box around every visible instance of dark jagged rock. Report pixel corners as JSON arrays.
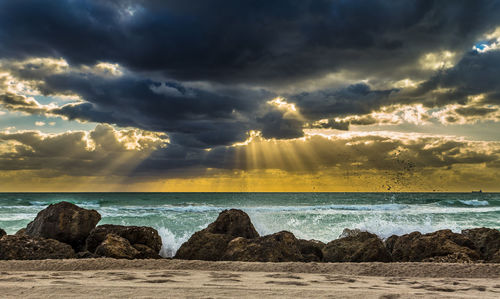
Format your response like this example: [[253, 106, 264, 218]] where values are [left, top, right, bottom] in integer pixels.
[[175, 231, 234, 261], [205, 209, 259, 239], [133, 244, 162, 259], [462, 227, 500, 262], [175, 209, 259, 261], [493, 251, 500, 263], [323, 231, 392, 262], [0, 235, 75, 260], [0, 228, 5, 239], [297, 239, 325, 262], [95, 234, 139, 259], [339, 228, 362, 238], [15, 228, 27, 236], [86, 224, 162, 254], [26, 201, 101, 251], [422, 252, 475, 263], [387, 230, 479, 262], [222, 231, 303, 262], [76, 250, 97, 259]]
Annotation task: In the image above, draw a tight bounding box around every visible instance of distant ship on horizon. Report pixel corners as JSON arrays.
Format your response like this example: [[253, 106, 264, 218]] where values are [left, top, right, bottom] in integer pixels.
[[472, 190, 483, 193]]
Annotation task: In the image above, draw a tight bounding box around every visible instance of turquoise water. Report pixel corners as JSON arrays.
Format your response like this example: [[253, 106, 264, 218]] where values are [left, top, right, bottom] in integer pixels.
[[1, 192, 499, 257]]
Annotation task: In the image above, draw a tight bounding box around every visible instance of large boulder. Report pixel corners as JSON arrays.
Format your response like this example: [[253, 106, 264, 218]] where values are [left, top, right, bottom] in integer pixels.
[[15, 228, 26, 236], [26, 201, 101, 251], [0, 235, 75, 260], [387, 230, 479, 262], [174, 231, 234, 261], [95, 234, 140, 259], [0, 228, 6, 239], [86, 224, 162, 254], [462, 227, 500, 262], [222, 231, 303, 262], [133, 244, 162, 259], [175, 209, 259, 261], [297, 239, 325, 262], [323, 231, 392, 262], [205, 209, 260, 238]]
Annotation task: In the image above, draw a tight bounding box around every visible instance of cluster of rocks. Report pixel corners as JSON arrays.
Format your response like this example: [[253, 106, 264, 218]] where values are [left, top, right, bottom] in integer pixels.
[[174, 209, 500, 263], [1, 203, 499, 263], [0, 202, 162, 260]]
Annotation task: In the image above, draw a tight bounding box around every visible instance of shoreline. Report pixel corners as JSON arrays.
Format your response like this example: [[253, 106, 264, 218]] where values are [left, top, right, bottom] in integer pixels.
[[1, 258, 500, 278]]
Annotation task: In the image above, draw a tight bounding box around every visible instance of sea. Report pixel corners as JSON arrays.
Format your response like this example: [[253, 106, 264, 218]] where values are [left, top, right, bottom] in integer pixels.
[[1, 192, 499, 257]]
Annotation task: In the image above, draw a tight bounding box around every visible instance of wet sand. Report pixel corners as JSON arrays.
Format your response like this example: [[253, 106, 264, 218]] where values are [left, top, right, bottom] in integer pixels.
[[1, 259, 499, 298]]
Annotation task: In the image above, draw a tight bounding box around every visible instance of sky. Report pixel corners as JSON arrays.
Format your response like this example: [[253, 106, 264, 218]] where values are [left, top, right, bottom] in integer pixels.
[[1, 0, 500, 192]]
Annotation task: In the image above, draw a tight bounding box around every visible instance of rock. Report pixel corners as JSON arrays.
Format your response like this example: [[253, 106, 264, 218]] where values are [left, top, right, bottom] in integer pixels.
[[297, 239, 325, 262], [423, 252, 475, 263], [26, 201, 101, 251], [384, 235, 398, 253], [205, 209, 260, 239], [76, 251, 97, 259], [86, 224, 162, 254], [323, 231, 392, 262], [0, 228, 5, 239], [175, 231, 234, 261], [0, 235, 75, 260], [461, 228, 500, 262], [175, 209, 259, 261], [339, 228, 362, 238], [133, 244, 162, 259], [493, 251, 500, 263], [95, 234, 139, 259], [388, 230, 479, 262], [15, 228, 27, 236], [222, 231, 303, 262]]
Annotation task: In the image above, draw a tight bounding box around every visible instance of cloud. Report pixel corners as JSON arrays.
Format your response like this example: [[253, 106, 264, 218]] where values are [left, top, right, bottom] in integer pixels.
[[1, 0, 499, 87], [0, 124, 167, 176]]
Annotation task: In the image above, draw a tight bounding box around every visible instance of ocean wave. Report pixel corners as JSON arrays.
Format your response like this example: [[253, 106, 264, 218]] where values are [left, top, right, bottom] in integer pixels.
[[438, 199, 493, 207], [458, 199, 490, 206], [156, 227, 200, 258]]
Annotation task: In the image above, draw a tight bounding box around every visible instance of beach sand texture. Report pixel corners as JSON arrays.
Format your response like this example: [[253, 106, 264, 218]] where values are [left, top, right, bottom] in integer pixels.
[[1, 259, 500, 298]]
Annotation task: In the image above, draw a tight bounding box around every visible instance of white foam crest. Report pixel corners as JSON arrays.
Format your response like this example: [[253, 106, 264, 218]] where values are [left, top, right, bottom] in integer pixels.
[[157, 227, 193, 258], [458, 199, 489, 206], [0, 213, 38, 221]]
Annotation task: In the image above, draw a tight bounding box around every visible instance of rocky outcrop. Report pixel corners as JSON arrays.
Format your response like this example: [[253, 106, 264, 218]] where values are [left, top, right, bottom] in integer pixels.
[[95, 234, 140, 259], [297, 239, 325, 262], [25, 201, 101, 251], [323, 231, 392, 262], [0, 235, 75, 260], [422, 252, 475, 263], [339, 228, 362, 238], [133, 244, 162, 259], [175, 231, 234, 261], [0, 228, 5, 239], [222, 231, 303, 262], [205, 209, 260, 239], [15, 228, 26, 236], [76, 250, 97, 259], [462, 227, 500, 262], [175, 209, 259, 261], [387, 230, 479, 262], [86, 224, 162, 255]]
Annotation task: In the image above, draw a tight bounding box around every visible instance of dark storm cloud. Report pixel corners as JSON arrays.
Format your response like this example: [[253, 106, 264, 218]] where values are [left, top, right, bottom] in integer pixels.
[[1, 0, 500, 85], [406, 50, 500, 107], [257, 109, 304, 139], [290, 83, 397, 119], [1, 0, 500, 164]]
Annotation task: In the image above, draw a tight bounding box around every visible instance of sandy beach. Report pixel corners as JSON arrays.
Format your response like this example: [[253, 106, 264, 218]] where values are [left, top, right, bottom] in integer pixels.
[[0, 259, 499, 298]]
